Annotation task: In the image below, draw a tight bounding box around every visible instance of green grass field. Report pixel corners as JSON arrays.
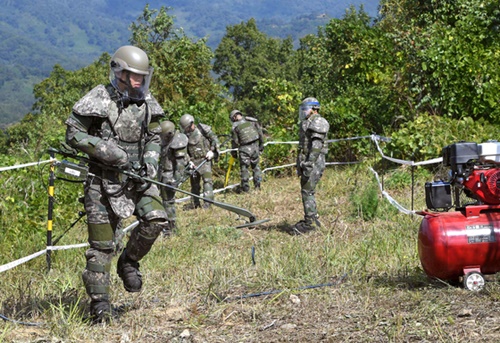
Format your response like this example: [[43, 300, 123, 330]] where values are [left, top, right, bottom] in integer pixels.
[[1, 164, 500, 342]]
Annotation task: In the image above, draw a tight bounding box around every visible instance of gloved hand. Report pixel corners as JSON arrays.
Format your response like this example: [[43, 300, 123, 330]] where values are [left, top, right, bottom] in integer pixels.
[[134, 163, 154, 192], [95, 139, 129, 167], [206, 150, 214, 160], [300, 161, 313, 178], [188, 161, 196, 170]]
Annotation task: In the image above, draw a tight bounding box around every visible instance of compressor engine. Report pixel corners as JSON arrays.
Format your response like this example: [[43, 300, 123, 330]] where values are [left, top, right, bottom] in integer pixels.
[[420, 141, 500, 291], [426, 141, 500, 210]]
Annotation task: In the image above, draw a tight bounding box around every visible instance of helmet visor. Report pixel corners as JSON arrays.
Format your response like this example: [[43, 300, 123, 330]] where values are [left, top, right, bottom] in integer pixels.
[[110, 66, 154, 102], [299, 102, 319, 120]]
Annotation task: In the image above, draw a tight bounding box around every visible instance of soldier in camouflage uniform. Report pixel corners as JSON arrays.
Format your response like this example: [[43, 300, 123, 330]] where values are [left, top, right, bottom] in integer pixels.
[[65, 46, 169, 323], [159, 120, 191, 234], [294, 97, 329, 234], [179, 113, 220, 208], [229, 110, 264, 192]]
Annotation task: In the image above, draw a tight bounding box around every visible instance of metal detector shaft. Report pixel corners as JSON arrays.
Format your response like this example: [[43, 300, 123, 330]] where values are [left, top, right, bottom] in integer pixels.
[[49, 147, 256, 220], [125, 170, 256, 220], [177, 158, 209, 187]]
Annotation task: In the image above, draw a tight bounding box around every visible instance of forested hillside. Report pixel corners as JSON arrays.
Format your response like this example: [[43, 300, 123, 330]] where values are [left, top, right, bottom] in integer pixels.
[[0, 0, 378, 127]]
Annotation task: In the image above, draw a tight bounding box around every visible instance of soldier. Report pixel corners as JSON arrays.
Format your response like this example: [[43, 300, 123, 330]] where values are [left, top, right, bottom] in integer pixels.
[[158, 120, 191, 234], [179, 113, 220, 208], [65, 45, 169, 323], [294, 97, 330, 234], [229, 110, 264, 192]]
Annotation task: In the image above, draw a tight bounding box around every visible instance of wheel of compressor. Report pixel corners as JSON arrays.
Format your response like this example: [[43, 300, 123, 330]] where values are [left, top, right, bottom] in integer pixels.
[[463, 272, 485, 291]]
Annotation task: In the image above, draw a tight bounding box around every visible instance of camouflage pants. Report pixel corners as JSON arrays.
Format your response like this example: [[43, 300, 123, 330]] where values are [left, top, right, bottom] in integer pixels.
[[160, 172, 177, 222], [190, 159, 213, 206], [82, 176, 168, 301], [300, 154, 326, 220], [238, 141, 262, 191]]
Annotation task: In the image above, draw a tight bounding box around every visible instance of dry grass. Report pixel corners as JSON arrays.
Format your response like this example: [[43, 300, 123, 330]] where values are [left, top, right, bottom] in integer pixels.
[[2, 165, 500, 342]]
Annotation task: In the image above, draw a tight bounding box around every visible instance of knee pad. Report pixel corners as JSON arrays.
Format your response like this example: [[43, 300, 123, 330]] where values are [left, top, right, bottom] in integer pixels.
[[137, 195, 168, 222]]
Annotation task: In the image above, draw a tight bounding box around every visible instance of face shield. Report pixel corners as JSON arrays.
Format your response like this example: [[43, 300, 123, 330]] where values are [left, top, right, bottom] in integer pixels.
[[299, 100, 319, 121], [109, 66, 154, 103]]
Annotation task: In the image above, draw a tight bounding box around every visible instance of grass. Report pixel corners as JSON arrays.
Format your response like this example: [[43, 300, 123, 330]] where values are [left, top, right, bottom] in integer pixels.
[[1, 163, 500, 342]]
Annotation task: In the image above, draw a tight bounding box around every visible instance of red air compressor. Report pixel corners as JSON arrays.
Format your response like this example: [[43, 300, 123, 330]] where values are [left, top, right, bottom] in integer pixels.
[[419, 141, 500, 291]]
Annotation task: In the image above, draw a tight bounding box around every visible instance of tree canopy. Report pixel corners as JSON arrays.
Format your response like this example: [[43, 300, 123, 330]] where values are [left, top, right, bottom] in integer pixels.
[[2, 1, 499, 163]]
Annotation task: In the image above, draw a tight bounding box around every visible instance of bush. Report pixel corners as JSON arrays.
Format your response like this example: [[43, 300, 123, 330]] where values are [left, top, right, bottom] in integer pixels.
[[386, 114, 499, 162]]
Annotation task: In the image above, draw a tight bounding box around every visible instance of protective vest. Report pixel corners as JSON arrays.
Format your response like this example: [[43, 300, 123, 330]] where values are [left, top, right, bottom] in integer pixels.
[[233, 118, 260, 145], [187, 124, 212, 160], [299, 114, 329, 155], [161, 132, 188, 172], [71, 84, 163, 164], [68, 84, 164, 218]]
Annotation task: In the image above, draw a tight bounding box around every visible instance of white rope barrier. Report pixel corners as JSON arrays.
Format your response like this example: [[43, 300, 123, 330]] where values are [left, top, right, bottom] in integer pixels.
[[369, 167, 415, 215], [371, 134, 443, 166], [0, 242, 89, 273], [0, 158, 56, 172], [0, 134, 444, 272]]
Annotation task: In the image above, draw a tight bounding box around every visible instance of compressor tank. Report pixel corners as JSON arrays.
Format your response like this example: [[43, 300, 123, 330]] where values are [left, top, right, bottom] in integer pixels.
[[418, 206, 500, 280]]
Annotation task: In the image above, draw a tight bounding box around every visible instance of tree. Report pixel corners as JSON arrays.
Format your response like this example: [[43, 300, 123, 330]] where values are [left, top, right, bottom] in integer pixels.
[[4, 56, 109, 155], [378, 0, 500, 122], [213, 18, 297, 117], [297, 6, 400, 137], [130, 5, 229, 126]]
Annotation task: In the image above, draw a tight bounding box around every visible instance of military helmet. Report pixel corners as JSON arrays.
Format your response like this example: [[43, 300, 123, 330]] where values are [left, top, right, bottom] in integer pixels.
[[299, 97, 320, 120], [110, 45, 150, 75], [160, 120, 175, 141], [229, 109, 242, 121], [301, 97, 320, 110], [179, 113, 195, 132], [109, 45, 153, 103]]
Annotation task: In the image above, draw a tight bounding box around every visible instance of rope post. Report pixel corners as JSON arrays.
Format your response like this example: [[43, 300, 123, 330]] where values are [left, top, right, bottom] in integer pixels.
[[46, 150, 56, 271], [411, 157, 415, 212]]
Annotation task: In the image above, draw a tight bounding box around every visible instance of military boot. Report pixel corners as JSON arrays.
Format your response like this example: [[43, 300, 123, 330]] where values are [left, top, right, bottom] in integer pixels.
[[292, 216, 320, 235], [117, 250, 142, 292], [162, 220, 176, 237], [90, 298, 112, 324]]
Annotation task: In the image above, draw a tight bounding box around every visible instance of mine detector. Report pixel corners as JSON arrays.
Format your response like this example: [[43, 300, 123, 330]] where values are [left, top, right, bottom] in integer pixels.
[[419, 141, 500, 291]]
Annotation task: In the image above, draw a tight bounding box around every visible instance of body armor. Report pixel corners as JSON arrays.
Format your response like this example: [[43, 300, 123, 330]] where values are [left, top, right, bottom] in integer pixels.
[[187, 123, 217, 161], [230, 115, 264, 191], [66, 85, 164, 219], [298, 113, 329, 160], [296, 112, 330, 225], [161, 132, 189, 173], [232, 118, 260, 145]]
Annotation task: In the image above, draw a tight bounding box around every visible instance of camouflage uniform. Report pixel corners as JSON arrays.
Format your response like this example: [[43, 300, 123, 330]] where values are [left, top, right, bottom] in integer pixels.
[[159, 130, 189, 230], [65, 84, 168, 319], [296, 111, 329, 229], [231, 116, 264, 191], [186, 123, 220, 207]]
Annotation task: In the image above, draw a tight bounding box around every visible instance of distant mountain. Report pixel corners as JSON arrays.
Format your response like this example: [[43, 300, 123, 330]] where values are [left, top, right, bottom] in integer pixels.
[[0, 0, 379, 127]]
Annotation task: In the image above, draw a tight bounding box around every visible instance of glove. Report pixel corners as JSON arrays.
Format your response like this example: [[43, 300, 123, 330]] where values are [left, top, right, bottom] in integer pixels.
[[95, 139, 129, 167], [206, 150, 214, 160], [134, 163, 153, 192], [300, 161, 313, 178], [188, 161, 196, 170]]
